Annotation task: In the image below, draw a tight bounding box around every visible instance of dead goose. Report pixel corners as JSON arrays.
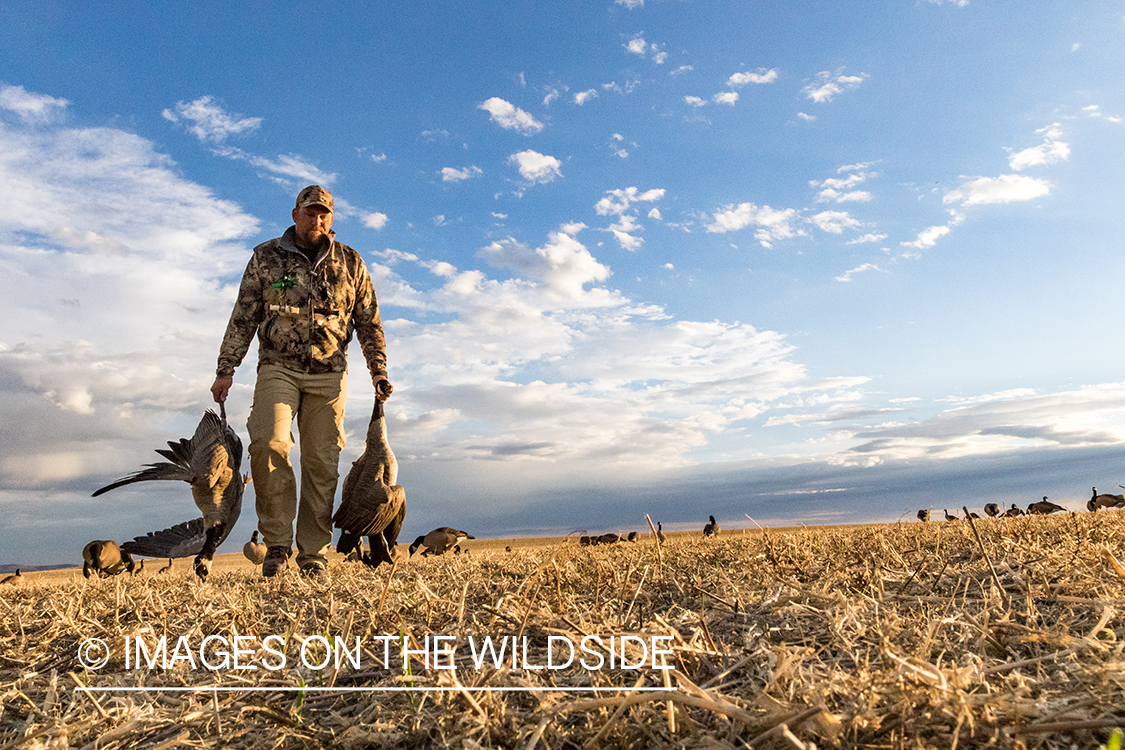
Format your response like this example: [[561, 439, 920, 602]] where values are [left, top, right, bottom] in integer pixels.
[[1027, 496, 1065, 515], [1089, 487, 1125, 512], [0, 569, 22, 586], [409, 527, 474, 556], [93, 407, 244, 580], [243, 530, 267, 565], [82, 540, 134, 579], [334, 383, 405, 569], [703, 515, 720, 537], [983, 503, 1000, 518]]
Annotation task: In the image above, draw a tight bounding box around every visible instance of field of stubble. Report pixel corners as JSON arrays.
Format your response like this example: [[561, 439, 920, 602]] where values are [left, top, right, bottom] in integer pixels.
[[2, 513, 1125, 750]]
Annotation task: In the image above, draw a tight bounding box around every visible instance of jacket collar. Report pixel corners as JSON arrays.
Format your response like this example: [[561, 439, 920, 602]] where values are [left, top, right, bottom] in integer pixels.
[[280, 226, 335, 269]]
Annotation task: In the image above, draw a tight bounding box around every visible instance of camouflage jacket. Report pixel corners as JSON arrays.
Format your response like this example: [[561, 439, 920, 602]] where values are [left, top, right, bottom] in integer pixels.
[[216, 227, 387, 380]]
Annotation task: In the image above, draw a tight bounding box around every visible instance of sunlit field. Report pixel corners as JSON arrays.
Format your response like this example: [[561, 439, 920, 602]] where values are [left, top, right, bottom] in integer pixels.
[[3, 513, 1124, 749]]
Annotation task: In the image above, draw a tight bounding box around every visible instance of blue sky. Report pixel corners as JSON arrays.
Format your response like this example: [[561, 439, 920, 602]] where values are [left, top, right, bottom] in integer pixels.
[[2, 1, 1125, 565]]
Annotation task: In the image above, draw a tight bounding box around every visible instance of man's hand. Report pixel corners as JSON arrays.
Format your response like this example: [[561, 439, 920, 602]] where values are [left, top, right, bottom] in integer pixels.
[[211, 376, 233, 404], [375, 377, 393, 402]]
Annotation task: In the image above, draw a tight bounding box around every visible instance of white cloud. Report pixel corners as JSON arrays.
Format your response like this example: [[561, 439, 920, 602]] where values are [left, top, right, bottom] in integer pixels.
[[835, 264, 885, 282], [616, 0, 644, 8], [625, 34, 665, 63], [626, 36, 649, 56], [479, 97, 544, 135], [1083, 105, 1123, 123], [685, 96, 706, 108], [846, 233, 887, 245], [846, 383, 1125, 461], [162, 96, 262, 143], [705, 203, 802, 248], [810, 166, 878, 203], [797, 112, 816, 122], [728, 69, 778, 86], [1008, 124, 1070, 170], [214, 147, 336, 186], [574, 90, 598, 105], [595, 187, 665, 216], [363, 212, 388, 230], [369, 152, 387, 163], [809, 210, 861, 234], [441, 166, 483, 182], [713, 92, 739, 106], [0, 83, 69, 123], [479, 230, 611, 299], [943, 174, 1051, 206], [591, 189, 664, 251], [509, 150, 562, 183], [901, 224, 951, 249], [803, 70, 867, 103]]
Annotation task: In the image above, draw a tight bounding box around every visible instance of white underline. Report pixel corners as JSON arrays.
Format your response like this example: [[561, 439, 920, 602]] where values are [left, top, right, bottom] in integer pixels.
[[75, 686, 673, 693]]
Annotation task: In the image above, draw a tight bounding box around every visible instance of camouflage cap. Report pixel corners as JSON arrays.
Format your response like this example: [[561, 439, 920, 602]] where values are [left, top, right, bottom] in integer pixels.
[[295, 185, 334, 211]]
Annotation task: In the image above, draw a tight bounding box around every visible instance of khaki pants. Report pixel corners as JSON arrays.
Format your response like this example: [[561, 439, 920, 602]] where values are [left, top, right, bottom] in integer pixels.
[[247, 364, 347, 567]]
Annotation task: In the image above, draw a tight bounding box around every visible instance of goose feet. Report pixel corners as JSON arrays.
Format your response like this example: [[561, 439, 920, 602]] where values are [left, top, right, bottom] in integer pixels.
[[193, 554, 213, 579]]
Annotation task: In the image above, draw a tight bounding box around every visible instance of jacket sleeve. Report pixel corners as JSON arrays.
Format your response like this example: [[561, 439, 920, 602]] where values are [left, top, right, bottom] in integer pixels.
[[215, 254, 265, 378], [351, 258, 388, 380]]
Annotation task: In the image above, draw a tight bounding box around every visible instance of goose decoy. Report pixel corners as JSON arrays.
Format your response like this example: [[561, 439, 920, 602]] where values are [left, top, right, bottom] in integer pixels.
[[82, 540, 134, 578], [598, 533, 620, 545], [409, 527, 474, 556], [1000, 503, 1024, 518], [943, 509, 959, 522], [1089, 487, 1125, 512], [505, 546, 512, 552], [917, 509, 930, 522], [130, 559, 145, 577], [579, 535, 593, 546], [703, 515, 720, 537], [158, 558, 173, 574], [334, 382, 405, 569], [656, 521, 666, 543], [1027, 496, 1065, 515], [0, 569, 22, 586], [243, 530, 267, 565], [963, 509, 981, 520], [983, 503, 1000, 518], [627, 531, 639, 542], [93, 406, 244, 580]]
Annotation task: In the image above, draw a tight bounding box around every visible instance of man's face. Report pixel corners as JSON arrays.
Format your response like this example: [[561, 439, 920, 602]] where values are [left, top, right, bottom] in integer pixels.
[[292, 204, 334, 247]]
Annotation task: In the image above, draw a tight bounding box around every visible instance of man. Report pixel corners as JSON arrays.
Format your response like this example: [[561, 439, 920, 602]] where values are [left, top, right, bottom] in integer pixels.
[[211, 185, 390, 578]]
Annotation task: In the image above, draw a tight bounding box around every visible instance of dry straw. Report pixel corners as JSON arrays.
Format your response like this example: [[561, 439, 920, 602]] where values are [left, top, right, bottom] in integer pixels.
[[2, 511, 1125, 748]]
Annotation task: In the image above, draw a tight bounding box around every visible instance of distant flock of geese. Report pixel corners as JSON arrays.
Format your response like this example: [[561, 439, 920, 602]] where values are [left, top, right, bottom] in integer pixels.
[[8, 514, 728, 585], [918, 487, 1125, 523]]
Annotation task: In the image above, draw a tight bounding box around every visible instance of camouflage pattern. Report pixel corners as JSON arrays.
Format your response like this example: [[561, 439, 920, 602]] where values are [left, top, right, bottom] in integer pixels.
[[216, 227, 386, 380]]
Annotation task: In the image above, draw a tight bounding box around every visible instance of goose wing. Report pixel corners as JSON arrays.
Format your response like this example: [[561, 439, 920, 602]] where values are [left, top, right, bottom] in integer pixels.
[[120, 518, 208, 559], [93, 410, 244, 535]]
